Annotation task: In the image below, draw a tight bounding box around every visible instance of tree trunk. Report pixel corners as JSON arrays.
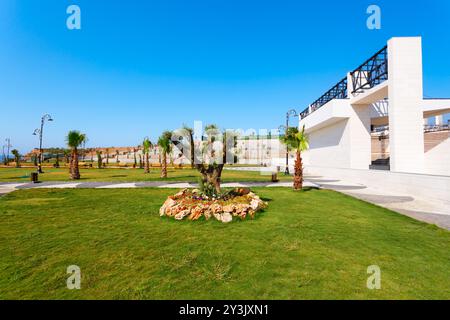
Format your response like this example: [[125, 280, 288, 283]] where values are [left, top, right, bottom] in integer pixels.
[[144, 152, 150, 173], [161, 152, 167, 178], [293, 150, 303, 190], [208, 171, 221, 194], [197, 164, 223, 194], [69, 153, 73, 175], [71, 148, 80, 180], [97, 154, 102, 169]]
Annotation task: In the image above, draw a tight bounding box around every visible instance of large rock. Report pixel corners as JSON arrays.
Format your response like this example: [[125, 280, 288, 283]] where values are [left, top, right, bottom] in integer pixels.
[[221, 212, 233, 223], [189, 205, 204, 220], [160, 198, 176, 216], [175, 209, 191, 220]]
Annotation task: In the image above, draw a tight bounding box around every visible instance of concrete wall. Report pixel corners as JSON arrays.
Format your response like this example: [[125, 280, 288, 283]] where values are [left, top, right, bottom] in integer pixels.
[[303, 119, 351, 168], [424, 137, 450, 176]]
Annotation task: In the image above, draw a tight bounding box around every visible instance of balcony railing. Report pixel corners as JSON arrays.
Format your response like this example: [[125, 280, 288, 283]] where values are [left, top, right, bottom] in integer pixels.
[[350, 45, 388, 94], [300, 77, 348, 119], [300, 45, 388, 120], [372, 124, 450, 134]]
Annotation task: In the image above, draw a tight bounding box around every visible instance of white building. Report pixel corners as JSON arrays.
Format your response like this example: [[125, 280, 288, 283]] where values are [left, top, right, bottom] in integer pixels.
[[298, 37, 450, 202]]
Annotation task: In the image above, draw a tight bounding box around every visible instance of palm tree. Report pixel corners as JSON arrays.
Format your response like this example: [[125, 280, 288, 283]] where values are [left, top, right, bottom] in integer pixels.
[[158, 131, 172, 178], [66, 130, 87, 180], [142, 138, 152, 173], [55, 154, 60, 168], [105, 148, 110, 165], [133, 148, 137, 168], [96, 150, 103, 169], [62, 149, 69, 166], [280, 125, 309, 190], [11, 149, 20, 168], [138, 153, 143, 169]]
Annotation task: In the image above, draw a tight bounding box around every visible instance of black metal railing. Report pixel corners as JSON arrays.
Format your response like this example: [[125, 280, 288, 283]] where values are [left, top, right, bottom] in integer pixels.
[[300, 77, 348, 119], [300, 45, 388, 120], [350, 45, 388, 94], [424, 124, 450, 132], [371, 124, 450, 134]]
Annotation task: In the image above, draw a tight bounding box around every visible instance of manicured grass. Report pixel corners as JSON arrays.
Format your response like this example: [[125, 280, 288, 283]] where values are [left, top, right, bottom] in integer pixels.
[[0, 167, 290, 183], [0, 188, 449, 299]]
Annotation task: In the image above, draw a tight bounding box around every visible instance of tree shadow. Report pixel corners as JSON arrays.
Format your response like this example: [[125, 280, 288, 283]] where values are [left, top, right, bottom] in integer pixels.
[[297, 186, 320, 192]]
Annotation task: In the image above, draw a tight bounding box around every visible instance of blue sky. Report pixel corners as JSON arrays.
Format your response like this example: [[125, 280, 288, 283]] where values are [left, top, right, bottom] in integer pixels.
[[1, 0, 450, 153]]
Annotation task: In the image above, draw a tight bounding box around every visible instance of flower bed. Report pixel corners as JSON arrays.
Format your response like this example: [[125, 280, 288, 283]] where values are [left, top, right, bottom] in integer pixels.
[[159, 188, 268, 223]]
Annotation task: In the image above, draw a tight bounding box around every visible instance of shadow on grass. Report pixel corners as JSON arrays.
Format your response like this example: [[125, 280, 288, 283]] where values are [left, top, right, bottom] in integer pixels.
[[294, 186, 320, 193]]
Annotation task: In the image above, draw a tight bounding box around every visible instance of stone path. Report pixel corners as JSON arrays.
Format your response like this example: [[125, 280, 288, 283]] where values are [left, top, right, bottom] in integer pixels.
[[1, 175, 449, 230]]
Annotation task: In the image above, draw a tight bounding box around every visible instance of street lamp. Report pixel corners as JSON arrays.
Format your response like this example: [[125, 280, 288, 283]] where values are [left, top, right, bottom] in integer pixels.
[[283, 109, 298, 175], [4, 138, 12, 165], [33, 114, 53, 173]]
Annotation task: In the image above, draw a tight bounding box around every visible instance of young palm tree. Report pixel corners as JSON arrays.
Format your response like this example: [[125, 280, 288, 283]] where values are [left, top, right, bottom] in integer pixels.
[[55, 154, 60, 168], [105, 148, 110, 165], [11, 149, 20, 168], [66, 130, 87, 180], [142, 138, 152, 173], [158, 131, 172, 178], [63, 149, 70, 165], [280, 125, 309, 190], [96, 150, 103, 169], [133, 148, 137, 168]]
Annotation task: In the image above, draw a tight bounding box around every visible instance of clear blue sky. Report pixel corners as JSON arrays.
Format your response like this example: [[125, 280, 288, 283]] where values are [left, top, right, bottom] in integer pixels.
[[1, 0, 450, 153]]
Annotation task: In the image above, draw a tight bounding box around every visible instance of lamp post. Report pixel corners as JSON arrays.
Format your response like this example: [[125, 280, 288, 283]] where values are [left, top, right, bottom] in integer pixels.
[[4, 138, 12, 165], [33, 114, 53, 173], [284, 109, 298, 175], [2, 145, 6, 165]]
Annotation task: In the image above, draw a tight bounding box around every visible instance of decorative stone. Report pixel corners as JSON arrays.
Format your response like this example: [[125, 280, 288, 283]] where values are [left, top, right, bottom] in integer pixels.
[[221, 212, 233, 223], [175, 209, 191, 220], [159, 188, 267, 223]]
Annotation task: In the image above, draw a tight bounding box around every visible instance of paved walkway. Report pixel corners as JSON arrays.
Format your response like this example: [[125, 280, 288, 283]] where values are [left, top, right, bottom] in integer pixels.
[[306, 176, 450, 231], [1, 175, 449, 230], [0, 180, 318, 192]]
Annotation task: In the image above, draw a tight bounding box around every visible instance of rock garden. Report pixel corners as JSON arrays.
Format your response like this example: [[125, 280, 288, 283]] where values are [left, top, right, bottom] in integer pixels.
[[159, 188, 268, 223]]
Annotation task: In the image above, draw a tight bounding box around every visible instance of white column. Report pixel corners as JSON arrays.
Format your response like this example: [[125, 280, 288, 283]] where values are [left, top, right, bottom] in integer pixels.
[[347, 73, 372, 169], [387, 37, 424, 173], [349, 104, 372, 169], [435, 115, 444, 126]]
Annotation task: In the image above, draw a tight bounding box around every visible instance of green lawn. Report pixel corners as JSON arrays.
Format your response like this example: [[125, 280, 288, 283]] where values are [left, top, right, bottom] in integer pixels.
[[0, 188, 449, 299], [0, 167, 290, 183]]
